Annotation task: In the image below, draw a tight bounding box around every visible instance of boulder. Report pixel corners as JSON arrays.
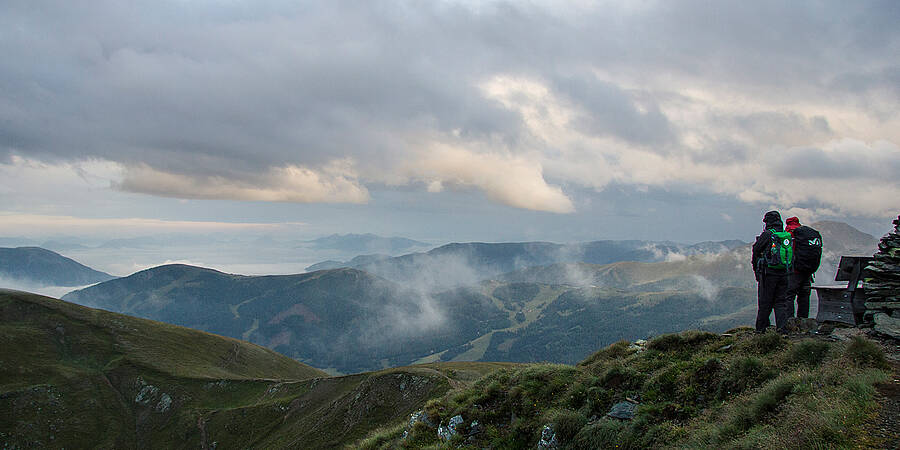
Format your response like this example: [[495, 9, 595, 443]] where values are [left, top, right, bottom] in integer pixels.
[[607, 400, 638, 420], [874, 313, 900, 340]]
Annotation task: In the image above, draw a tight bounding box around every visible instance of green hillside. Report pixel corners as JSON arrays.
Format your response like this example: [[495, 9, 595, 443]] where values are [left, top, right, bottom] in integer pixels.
[[63, 256, 759, 373], [356, 329, 894, 449], [63, 266, 512, 374], [416, 250, 756, 366], [3, 290, 895, 449], [0, 290, 513, 449]]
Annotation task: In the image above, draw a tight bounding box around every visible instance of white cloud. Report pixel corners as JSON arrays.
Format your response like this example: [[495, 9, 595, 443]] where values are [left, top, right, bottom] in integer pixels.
[[0, 213, 303, 235], [116, 159, 370, 204], [476, 72, 900, 219], [403, 143, 575, 214]]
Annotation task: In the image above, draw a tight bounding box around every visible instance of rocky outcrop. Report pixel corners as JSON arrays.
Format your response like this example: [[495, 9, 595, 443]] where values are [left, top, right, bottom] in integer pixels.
[[864, 215, 900, 340], [437, 415, 464, 441], [537, 424, 560, 449]]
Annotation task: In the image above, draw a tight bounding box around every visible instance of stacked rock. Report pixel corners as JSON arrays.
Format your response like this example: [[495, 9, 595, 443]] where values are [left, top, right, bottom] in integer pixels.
[[863, 215, 900, 339]]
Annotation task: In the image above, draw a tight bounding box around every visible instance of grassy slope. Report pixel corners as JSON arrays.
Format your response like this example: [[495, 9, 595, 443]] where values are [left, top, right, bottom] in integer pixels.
[[356, 328, 892, 449], [0, 290, 513, 449], [0, 289, 325, 382]]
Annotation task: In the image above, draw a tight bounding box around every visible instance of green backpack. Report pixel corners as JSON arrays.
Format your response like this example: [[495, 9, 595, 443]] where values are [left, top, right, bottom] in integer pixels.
[[764, 230, 793, 270]]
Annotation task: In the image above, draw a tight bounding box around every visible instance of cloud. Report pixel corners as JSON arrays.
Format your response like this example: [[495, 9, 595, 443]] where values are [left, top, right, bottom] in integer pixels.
[[0, 0, 898, 219], [0, 276, 85, 299], [404, 143, 575, 213], [116, 160, 370, 204], [0, 212, 302, 235]]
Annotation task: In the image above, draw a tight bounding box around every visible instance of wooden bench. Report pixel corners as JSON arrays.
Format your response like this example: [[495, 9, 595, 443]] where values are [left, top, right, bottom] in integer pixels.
[[813, 256, 872, 325]]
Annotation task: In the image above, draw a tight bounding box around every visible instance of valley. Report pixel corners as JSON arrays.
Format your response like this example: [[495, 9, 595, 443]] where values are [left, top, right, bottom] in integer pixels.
[[0, 220, 895, 448]]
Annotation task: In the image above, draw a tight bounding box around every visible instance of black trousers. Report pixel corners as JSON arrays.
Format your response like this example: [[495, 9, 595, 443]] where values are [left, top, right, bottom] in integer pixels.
[[787, 270, 813, 318], [756, 271, 791, 332]]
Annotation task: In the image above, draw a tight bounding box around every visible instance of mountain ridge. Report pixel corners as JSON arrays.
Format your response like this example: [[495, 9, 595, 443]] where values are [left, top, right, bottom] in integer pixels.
[[63, 265, 512, 374], [0, 246, 115, 287], [305, 239, 748, 289]]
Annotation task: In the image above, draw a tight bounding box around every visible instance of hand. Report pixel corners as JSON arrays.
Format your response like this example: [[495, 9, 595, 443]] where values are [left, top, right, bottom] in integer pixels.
[[755, 271, 761, 282]]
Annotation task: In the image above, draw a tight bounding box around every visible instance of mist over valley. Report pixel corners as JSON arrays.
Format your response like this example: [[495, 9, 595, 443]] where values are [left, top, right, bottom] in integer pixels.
[[10, 220, 870, 375]]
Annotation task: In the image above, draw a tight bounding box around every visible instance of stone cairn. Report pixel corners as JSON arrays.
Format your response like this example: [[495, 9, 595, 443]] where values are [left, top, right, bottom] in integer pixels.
[[863, 215, 900, 339]]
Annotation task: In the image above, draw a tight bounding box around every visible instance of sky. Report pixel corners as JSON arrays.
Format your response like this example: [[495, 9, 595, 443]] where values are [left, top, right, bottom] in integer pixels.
[[1, 0, 899, 250]]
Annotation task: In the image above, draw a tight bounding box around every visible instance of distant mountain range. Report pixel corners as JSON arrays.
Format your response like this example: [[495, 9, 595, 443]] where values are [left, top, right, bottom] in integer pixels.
[[64, 251, 756, 372], [300, 233, 431, 255], [1, 289, 489, 448], [306, 239, 748, 289], [45, 220, 881, 373], [0, 246, 115, 287]]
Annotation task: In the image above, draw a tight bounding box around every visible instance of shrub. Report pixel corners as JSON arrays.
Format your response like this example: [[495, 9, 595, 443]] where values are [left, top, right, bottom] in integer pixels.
[[570, 419, 634, 450], [356, 423, 405, 450], [512, 364, 580, 404], [716, 356, 776, 400], [690, 357, 723, 387], [643, 365, 682, 402], [423, 399, 445, 425], [647, 330, 718, 352], [576, 384, 612, 418], [544, 409, 588, 443], [747, 331, 785, 354], [579, 340, 633, 369], [745, 375, 797, 421], [787, 339, 830, 367], [845, 336, 887, 368], [600, 364, 644, 392]]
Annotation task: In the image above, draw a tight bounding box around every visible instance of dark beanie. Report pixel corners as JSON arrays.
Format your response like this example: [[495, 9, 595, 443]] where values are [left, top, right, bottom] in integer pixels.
[[763, 211, 783, 230]]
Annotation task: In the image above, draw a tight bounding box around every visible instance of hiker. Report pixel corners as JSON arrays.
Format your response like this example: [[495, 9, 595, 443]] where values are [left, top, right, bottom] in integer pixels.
[[784, 217, 823, 319], [752, 211, 792, 333]]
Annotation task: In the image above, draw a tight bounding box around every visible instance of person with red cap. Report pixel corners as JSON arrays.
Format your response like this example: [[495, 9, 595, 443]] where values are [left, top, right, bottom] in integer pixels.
[[785, 217, 801, 234], [785, 216, 823, 319]]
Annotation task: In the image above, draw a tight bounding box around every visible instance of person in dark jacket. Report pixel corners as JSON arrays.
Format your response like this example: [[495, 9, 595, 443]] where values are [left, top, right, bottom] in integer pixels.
[[785, 216, 818, 318], [751, 211, 792, 332]]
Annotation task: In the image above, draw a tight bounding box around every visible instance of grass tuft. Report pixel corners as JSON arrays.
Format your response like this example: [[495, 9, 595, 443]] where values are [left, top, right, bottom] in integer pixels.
[[579, 340, 633, 368], [786, 339, 831, 367], [647, 330, 718, 352], [845, 336, 888, 368], [746, 330, 786, 354], [544, 409, 587, 443]]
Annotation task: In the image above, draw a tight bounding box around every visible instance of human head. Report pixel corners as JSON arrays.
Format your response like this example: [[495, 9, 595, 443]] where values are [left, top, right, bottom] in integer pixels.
[[785, 216, 801, 232], [763, 210, 783, 231]]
